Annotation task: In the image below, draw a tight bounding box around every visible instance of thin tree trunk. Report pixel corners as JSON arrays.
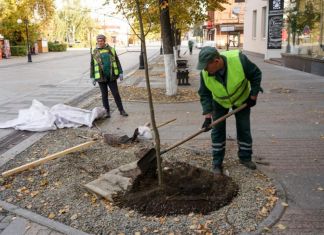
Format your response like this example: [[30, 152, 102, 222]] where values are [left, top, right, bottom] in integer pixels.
[[136, 0, 163, 186], [159, 0, 177, 96]]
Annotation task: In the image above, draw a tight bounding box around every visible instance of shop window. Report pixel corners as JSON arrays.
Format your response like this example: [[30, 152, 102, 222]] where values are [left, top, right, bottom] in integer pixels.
[[261, 7, 267, 39], [252, 10, 257, 39]]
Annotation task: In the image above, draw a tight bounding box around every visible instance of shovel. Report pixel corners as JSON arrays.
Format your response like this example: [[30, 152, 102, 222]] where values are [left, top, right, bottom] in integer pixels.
[[137, 103, 248, 173]]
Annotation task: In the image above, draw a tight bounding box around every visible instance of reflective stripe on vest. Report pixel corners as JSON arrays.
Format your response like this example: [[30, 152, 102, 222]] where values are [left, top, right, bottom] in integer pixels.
[[93, 47, 119, 80], [202, 50, 250, 108]]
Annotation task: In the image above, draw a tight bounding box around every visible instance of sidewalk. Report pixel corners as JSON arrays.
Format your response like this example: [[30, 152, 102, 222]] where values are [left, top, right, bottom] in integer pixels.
[[101, 47, 324, 234], [0, 46, 323, 234]]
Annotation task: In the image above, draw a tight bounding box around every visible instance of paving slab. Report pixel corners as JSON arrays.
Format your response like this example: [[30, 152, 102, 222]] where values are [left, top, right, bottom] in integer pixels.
[[99, 48, 324, 234]]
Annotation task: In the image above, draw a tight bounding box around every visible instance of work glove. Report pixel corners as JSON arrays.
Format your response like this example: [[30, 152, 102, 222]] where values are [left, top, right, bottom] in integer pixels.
[[202, 118, 212, 132], [119, 74, 123, 81], [246, 96, 257, 108]]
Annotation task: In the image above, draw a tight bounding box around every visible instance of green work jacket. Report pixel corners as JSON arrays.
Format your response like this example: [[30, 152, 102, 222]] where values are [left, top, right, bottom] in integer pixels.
[[90, 45, 123, 82], [199, 50, 262, 113]]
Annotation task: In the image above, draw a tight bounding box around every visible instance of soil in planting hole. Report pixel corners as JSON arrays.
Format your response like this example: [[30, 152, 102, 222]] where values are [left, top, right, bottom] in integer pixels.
[[114, 161, 239, 216]]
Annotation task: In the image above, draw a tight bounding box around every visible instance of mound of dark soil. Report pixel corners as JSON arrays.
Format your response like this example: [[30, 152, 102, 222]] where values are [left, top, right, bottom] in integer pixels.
[[114, 161, 239, 216]]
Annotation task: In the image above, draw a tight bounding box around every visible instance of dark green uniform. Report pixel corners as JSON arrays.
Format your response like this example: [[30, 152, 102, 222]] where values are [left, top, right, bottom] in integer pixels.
[[198, 51, 262, 167]]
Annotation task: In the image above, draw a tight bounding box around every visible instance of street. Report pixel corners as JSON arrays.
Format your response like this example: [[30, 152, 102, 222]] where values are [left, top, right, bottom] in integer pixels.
[[0, 46, 160, 139]]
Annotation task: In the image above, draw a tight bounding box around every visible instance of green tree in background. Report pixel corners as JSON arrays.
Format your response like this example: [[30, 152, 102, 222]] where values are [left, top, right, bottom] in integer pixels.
[[0, 0, 55, 45], [106, 0, 227, 45], [48, 1, 97, 47]]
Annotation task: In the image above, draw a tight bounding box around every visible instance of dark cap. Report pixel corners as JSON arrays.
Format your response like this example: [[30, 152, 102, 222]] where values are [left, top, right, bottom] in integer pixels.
[[197, 46, 220, 70], [96, 34, 106, 40]]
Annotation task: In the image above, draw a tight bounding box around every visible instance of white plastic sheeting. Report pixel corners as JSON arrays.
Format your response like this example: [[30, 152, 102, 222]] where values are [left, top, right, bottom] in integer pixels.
[[137, 126, 152, 139], [0, 100, 106, 132]]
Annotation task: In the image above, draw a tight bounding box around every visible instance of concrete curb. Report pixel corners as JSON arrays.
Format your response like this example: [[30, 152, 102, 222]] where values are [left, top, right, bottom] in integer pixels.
[[0, 201, 90, 235], [182, 146, 286, 235], [241, 177, 287, 235], [0, 132, 47, 167]]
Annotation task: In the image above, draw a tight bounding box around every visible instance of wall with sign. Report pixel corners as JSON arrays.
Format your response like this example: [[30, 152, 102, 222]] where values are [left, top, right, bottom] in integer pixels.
[[243, 0, 284, 59]]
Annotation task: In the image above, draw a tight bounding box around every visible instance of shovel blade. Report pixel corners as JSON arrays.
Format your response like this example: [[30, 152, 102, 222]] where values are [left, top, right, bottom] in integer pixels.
[[137, 148, 157, 173]]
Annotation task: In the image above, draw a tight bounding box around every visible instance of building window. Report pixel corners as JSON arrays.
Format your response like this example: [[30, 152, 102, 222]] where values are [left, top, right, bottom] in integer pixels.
[[261, 6, 267, 39], [252, 10, 257, 39]]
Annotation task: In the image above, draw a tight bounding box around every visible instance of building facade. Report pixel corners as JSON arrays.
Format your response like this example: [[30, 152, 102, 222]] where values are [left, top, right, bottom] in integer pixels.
[[243, 0, 324, 61], [213, 0, 245, 49]]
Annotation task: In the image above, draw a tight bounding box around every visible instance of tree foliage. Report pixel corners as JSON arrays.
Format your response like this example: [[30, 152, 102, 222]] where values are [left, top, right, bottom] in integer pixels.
[[105, 0, 227, 40], [0, 0, 55, 44], [48, 2, 97, 46], [286, 0, 320, 45]]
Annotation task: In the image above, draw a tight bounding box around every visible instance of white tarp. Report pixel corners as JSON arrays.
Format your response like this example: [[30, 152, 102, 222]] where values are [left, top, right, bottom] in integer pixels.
[[0, 99, 106, 132]]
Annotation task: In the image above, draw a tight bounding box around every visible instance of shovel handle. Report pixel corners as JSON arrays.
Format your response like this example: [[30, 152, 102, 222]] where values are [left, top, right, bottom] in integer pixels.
[[161, 103, 247, 154]]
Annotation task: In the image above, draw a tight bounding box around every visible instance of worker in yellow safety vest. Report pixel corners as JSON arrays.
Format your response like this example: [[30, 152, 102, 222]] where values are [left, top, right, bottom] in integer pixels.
[[90, 34, 128, 117], [197, 46, 263, 174]]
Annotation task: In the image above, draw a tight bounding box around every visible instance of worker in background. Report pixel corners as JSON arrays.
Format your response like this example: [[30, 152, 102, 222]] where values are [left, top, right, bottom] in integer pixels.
[[90, 34, 128, 118]]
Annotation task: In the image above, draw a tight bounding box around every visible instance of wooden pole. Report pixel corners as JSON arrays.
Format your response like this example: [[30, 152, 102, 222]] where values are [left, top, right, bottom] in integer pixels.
[[2, 140, 96, 177], [156, 118, 177, 128]]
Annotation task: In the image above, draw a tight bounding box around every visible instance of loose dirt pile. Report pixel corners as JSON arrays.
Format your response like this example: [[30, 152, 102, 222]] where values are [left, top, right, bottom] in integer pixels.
[[114, 161, 238, 216], [0, 128, 278, 234]]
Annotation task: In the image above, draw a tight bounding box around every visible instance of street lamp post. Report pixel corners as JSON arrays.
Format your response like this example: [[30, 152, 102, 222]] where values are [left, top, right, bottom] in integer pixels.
[[17, 18, 32, 62], [139, 42, 144, 69]]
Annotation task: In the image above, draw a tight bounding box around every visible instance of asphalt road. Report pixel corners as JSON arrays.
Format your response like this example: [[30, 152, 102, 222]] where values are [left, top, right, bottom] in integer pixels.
[[0, 46, 160, 138]]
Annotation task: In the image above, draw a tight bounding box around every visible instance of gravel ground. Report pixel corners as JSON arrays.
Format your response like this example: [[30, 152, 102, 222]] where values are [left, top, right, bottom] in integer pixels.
[[0, 127, 277, 234]]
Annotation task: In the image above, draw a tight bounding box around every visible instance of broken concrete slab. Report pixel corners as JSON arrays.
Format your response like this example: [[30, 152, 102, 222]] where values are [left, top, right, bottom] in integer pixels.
[[84, 161, 141, 202]]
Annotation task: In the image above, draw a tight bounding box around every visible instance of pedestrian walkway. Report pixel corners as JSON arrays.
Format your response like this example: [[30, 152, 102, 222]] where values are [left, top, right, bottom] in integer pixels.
[[101, 46, 324, 234], [0, 46, 323, 234]]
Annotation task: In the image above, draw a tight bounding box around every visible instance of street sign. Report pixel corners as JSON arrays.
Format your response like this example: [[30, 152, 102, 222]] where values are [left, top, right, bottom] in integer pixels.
[[221, 26, 235, 32]]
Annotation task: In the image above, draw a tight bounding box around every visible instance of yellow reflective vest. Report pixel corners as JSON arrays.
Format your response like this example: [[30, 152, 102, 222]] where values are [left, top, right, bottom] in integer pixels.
[[202, 50, 250, 108], [92, 46, 119, 80]]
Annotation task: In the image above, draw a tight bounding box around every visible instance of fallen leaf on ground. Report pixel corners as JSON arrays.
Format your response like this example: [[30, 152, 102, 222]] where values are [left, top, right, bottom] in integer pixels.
[[6, 197, 13, 202], [26, 205, 32, 209], [159, 217, 166, 224], [259, 207, 268, 216], [40, 179, 48, 186], [48, 213, 55, 219], [263, 226, 271, 232], [27, 177, 34, 183], [281, 202, 288, 207], [317, 187, 324, 191], [30, 191, 39, 197], [173, 217, 180, 222], [188, 212, 194, 217], [276, 224, 286, 230], [70, 214, 78, 220], [54, 181, 62, 187], [134, 232, 141, 235], [17, 187, 29, 193]]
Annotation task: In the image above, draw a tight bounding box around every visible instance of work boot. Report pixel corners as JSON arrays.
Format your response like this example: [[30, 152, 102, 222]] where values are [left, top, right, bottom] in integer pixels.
[[212, 165, 223, 175], [104, 110, 111, 118], [239, 160, 256, 170], [120, 110, 128, 117]]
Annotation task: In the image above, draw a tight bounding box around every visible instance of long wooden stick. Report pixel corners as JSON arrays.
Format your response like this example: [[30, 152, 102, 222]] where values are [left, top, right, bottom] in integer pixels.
[[161, 104, 247, 154], [156, 118, 177, 129], [2, 140, 96, 177]]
